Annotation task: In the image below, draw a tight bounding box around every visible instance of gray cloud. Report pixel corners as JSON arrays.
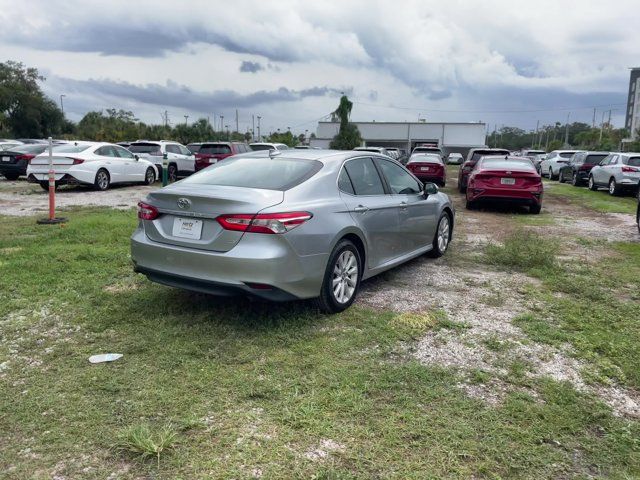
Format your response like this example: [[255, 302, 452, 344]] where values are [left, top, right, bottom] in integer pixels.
[[51, 76, 347, 112], [239, 61, 264, 73]]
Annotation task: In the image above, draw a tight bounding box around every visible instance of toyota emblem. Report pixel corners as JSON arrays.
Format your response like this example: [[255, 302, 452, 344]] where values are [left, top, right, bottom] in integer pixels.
[[177, 198, 191, 210]]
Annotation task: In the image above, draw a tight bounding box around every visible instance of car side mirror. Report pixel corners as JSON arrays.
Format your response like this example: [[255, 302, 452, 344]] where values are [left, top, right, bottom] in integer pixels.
[[134, 154, 139, 161], [423, 182, 439, 197]]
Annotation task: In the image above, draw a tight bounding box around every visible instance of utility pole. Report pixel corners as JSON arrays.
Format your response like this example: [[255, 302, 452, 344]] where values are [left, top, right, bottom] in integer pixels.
[[59, 94, 66, 115], [534, 120, 539, 149], [564, 112, 570, 147], [592, 108, 596, 128], [599, 110, 606, 144], [235, 109, 239, 133], [220, 115, 224, 133], [252, 115, 255, 142], [257, 116, 261, 141], [184, 115, 189, 126]]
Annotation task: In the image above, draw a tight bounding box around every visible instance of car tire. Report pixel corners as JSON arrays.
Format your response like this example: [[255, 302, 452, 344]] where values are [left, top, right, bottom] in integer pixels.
[[427, 212, 451, 258], [530, 204, 541, 214], [588, 176, 597, 191], [549, 167, 556, 180], [168, 164, 178, 183], [4, 173, 19, 181], [315, 239, 361, 314], [558, 171, 566, 183], [608, 178, 619, 196], [94, 169, 110, 191], [571, 172, 580, 187], [465, 198, 474, 210], [144, 167, 156, 185]]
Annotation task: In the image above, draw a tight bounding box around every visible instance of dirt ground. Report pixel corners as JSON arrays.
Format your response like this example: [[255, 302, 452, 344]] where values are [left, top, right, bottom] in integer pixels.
[[0, 179, 157, 216], [359, 177, 640, 417]]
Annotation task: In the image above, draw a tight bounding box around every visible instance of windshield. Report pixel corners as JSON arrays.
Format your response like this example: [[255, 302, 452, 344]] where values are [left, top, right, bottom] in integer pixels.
[[408, 154, 442, 163], [199, 144, 231, 155], [181, 157, 323, 191], [559, 152, 576, 158], [480, 158, 534, 170], [585, 154, 607, 164], [627, 157, 640, 167], [471, 150, 509, 162], [250, 144, 275, 151], [5, 144, 48, 154], [51, 144, 92, 153], [129, 143, 161, 154]]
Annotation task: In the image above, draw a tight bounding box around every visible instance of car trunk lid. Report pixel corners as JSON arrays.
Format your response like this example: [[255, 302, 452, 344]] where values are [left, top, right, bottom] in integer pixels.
[[143, 184, 284, 252]]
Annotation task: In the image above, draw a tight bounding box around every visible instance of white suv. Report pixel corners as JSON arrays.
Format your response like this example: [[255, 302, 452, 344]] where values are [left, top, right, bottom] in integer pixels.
[[128, 140, 195, 181]]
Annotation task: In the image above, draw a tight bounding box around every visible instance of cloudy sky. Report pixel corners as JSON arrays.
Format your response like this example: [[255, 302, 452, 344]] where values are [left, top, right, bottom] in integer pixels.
[[0, 0, 637, 135]]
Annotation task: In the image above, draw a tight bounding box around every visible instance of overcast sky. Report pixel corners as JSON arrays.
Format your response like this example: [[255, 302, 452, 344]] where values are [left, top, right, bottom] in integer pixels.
[[1, 0, 637, 135]]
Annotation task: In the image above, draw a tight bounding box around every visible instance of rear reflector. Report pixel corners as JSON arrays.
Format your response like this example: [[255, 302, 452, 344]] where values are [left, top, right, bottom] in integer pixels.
[[137, 201, 159, 220], [217, 212, 313, 234]]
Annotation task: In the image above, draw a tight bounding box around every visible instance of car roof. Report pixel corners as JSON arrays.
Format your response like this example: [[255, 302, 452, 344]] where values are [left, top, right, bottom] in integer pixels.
[[231, 148, 399, 165]]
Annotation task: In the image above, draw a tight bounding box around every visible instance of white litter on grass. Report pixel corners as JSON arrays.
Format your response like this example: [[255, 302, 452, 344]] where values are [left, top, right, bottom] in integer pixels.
[[88, 354, 123, 364]]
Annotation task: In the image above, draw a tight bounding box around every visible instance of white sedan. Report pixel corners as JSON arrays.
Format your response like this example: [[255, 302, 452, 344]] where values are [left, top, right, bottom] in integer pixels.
[[27, 142, 157, 190]]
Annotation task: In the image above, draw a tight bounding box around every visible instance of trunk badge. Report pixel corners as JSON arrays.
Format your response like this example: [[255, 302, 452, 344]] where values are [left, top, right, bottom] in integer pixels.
[[177, 198, 191, 210]]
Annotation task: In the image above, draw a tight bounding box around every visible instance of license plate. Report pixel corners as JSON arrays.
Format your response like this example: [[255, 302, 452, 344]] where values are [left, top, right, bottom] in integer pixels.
[[172, 217, 203, 239], [1, 156, 9, 162], [500, 177, 516, 185], [420, 166, 431, 171]]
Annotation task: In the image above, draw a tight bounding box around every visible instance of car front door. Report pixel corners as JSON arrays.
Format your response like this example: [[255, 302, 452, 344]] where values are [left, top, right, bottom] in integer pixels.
[[339, 157, 400, 268], [95, 146, 124, 182], [114, 146, 141, 180], [597, 155, 616, 185], [374, 157, 435, 254], [177, 144, 195, 173]]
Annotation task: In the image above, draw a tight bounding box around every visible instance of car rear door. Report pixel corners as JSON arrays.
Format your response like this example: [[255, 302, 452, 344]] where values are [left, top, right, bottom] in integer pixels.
[[374, 158, 435, 254], [339, 157, 400, 268]]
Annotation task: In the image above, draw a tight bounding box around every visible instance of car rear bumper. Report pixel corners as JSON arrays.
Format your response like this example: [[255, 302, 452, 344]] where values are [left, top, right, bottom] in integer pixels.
[[130, 227, 328, 300], [468, 187, 542, 206], [0, 162, 27, 176], [618, 175, 640, 187]]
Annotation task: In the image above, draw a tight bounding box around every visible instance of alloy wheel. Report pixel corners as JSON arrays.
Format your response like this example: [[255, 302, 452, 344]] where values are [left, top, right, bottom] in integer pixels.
[[97, 171, 109, 190], [437, 215, 450, 252], [146, 168, 155, 184], [331, 250, 358, 304], [572, 173, 578, 186], [609, 179, 616, 195]]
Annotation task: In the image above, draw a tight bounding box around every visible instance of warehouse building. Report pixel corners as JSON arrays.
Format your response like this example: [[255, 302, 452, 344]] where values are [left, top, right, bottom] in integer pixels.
[[310, 121, 487, 156]]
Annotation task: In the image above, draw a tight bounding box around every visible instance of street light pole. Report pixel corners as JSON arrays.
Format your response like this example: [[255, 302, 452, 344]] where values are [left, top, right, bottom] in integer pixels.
[[184, 115, 189, 126], [59, 94, 66, 115], [257, 116, 261, 141]]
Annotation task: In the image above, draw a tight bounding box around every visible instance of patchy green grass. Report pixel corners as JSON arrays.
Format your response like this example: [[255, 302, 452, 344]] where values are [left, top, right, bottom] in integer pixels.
[[1, 208, 639, 478], [484, 230, 557, 273], [544, 180, 637, 214]]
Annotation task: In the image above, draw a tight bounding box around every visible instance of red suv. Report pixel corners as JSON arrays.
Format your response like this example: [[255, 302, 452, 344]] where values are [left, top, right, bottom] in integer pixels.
[[458, 148, 510, 193], [194, 142, 251, 171]]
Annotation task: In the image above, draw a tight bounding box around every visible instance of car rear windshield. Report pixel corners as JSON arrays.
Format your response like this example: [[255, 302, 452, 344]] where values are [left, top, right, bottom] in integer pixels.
[[585, 154, 607, 164], [559, 152, 575, 158], [8, 144, 48, 154], [408, 155, 442, 164], [480, 158, 534, 170], [627, 157, 640, 167], [471, 150, 509, 162], [199, 144, 232, 155], [51, 144, 92, 153], [187, 144, 201, 153], [250, 144, 274, 151], [181, 157, 323, 191], [129, 143, 160, 154]]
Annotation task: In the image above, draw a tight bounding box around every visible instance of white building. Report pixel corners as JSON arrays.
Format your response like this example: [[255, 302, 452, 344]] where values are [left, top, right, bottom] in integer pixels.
[[310, 121, 487, 156]]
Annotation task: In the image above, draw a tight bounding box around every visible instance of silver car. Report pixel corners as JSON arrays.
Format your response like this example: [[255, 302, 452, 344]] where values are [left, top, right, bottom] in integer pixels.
[[588, 152, 640, 195], [131, 150, 455, 313], [539, 150, 582, 179]]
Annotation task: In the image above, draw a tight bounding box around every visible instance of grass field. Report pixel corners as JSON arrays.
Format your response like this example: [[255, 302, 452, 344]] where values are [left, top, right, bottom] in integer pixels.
[[1, 186, 639, 478]]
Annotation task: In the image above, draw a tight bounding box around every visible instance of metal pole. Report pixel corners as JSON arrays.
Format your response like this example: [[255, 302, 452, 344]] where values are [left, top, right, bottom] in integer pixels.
[[235, 109, 239, 133], [59, 95, 65, 115], [252, 115, 255, 142], [162, 152, 168, 186], [37, 137, 66, 224], [599, 111, 606, 144], [534, 120, 539, 149], [257, 116, 261, 141], [564, 113, 570, 147]]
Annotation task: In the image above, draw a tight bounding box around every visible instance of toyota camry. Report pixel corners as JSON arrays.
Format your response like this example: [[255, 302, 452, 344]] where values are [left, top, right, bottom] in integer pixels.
[[131, 150, 454, 313]]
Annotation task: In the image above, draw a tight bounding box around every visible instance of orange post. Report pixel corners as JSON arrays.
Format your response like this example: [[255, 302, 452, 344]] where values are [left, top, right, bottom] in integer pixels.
[[37, 137, 67, 225]]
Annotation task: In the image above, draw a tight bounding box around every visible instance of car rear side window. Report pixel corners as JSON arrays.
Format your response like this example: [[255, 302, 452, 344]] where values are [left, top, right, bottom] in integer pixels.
[[338, 167, 355, 195], [344, 158, 385, 195], [181, 157, 322, 191], [585, 154, 607, 164]]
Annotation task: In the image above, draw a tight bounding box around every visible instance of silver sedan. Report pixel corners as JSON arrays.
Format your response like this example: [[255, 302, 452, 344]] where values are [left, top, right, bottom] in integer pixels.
[[131, 150, 455, 313]]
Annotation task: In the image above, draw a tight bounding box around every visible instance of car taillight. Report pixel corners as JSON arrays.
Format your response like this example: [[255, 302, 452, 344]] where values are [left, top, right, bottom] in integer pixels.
[[580, 164, 592, 171], [217, 212, 313, 234], [16, 154, 35, 162], [622, 166, 639, 173], [68, 157, 84, 165], [137, 201, 159, 220]]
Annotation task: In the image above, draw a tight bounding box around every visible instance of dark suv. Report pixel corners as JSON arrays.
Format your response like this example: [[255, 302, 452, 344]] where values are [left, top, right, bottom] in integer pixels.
[[558, 151, 609, 186], [458, 148, 510, 192], [194, 142, 251, 171]]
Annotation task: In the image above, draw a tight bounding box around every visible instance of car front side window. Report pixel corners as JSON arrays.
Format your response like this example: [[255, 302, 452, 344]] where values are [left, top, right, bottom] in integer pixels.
[[376, 159, 422, 195], [344, 157, 385, 196]]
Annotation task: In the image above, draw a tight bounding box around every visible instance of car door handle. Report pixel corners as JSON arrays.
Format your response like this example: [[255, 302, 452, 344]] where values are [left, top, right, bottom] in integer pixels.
[[353, 205, 369, 213], [399, 201, 408, 209]]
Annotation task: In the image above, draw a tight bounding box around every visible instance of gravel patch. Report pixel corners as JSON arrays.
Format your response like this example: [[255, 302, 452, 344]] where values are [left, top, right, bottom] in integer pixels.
[[0, 180, 158, 216]]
